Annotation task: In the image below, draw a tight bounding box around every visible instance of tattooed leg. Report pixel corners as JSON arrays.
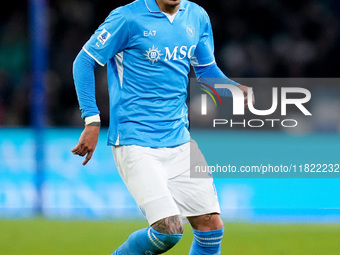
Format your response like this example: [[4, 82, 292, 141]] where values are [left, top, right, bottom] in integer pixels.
[[112, 217, 183, 255], [151, 215, 184, 234]]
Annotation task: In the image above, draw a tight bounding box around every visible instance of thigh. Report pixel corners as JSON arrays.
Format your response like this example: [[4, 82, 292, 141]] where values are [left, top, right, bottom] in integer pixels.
[[168, 170, 221, 218], [167, 140, 221, 218], [112, 145, 181, 225]]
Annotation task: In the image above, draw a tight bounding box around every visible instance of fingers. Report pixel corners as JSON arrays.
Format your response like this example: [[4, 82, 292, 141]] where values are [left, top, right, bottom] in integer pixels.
[[237, 85, 255, 107], [72, 126, 99, 165], [242, 88, 248, 107], [71, 143, 95, 165], [246, 90, 255, 107], [71, 144, 87, 157], [244, 91, 248, 107], [71, 145, 79, 154], [83, 150, 94, 166]]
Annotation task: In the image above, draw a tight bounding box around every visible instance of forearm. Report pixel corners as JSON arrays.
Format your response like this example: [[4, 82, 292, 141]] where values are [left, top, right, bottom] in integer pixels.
[[73, 49, 100, 119], [193, 63, 239, 97]]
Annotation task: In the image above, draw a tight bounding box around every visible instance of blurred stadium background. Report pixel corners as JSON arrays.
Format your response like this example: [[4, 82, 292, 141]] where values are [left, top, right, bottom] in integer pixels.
[[1, 0, 340, 254]]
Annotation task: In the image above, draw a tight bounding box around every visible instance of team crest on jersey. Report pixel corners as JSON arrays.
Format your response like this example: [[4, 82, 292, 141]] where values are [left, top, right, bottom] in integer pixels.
[[186, 25, 195, 37], [97, 29, 111, 45], [144, 45, 163, 64]]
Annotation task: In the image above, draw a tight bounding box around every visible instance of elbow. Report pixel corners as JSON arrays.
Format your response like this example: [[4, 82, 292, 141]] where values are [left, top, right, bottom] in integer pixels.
[[73, 52, 81, 78], [73, 50, 95, 80]]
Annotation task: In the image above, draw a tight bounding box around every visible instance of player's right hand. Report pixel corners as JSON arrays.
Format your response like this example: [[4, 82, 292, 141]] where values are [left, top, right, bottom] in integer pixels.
[[71, 125, 100, 166]]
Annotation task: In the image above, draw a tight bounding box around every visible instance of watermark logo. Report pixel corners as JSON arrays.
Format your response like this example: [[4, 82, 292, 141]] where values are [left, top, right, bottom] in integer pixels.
[[200, 83, 223, 115], [199, 83, 312, 128]]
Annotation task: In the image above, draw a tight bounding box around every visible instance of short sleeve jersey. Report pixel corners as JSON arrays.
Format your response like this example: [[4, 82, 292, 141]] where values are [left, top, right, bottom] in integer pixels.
[[83, 0, 215, 147]]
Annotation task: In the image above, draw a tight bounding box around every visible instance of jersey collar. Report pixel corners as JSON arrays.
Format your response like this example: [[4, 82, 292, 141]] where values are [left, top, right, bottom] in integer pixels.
[[145, 0, 186, 13]]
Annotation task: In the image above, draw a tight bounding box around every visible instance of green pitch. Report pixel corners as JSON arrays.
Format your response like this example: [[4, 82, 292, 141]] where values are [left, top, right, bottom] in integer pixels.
[[1, 219, 340, 255]]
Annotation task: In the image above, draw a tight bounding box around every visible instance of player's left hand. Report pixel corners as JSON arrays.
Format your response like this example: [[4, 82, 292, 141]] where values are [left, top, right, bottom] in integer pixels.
[[237, 85, 255, 107], [71, 125, 100, 166]]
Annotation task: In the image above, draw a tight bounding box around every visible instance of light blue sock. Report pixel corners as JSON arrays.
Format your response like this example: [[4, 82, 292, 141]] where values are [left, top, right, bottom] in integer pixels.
[[189, 228, 224, 255], [112, 227, 182, 255]]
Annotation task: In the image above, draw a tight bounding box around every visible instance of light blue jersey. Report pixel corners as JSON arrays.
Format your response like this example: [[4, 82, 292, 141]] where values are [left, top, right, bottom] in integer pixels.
[[83, 0, 215, 147]]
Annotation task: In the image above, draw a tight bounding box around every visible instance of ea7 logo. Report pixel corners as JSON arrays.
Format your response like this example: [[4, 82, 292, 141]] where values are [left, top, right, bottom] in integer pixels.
[[144, 30, 156, 36], [201, 85, 312, 116]]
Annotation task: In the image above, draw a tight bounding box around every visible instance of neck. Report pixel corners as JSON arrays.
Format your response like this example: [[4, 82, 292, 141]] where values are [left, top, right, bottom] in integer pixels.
[[156, 0, 180, 15]]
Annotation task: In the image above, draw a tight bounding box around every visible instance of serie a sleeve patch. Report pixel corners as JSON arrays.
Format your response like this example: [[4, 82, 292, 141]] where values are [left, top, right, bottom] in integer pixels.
[[97, 29, 111, 45]]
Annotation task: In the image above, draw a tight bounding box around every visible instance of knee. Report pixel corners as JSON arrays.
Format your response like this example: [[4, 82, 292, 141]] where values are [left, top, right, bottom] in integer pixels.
[[151, 215, 184, 234], [210, 214, 224, 230], [188, 213, 224, 231]]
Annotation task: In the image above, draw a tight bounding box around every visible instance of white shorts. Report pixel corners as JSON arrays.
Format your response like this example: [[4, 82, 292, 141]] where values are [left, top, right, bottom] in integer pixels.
[[112, 140, 221, 225]]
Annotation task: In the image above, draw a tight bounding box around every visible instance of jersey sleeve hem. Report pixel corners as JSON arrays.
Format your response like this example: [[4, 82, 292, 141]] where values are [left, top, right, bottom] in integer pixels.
[[191, 60, 216, 67], [82, 47, 105, 66]]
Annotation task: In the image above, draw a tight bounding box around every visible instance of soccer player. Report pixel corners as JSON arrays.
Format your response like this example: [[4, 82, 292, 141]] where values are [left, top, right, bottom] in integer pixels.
[[72, 0, 251, 254]]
